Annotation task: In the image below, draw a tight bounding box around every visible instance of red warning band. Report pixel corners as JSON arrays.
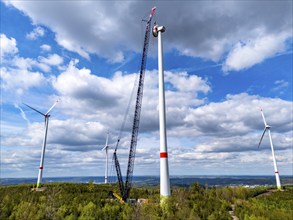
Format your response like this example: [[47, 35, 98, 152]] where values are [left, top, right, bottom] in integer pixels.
[[275, 171, 279, 174], [160, 152, 168, 158], [40, 167, 43, 170]]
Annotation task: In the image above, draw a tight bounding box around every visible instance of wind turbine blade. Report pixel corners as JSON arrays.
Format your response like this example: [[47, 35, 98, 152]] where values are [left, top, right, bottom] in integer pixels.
[[23, 103, 45, 116], [260, 108, 268, 127], [105, 132, 109, 147], [46, 100, 59, 115], [102, 132, 110, 151], [258, 128, 267, 148]]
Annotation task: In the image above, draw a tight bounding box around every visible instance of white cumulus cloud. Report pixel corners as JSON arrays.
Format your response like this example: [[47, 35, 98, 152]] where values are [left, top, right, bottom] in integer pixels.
[[0, 34, 18, 59], [4, 1, 292, 69], [38, 53, 64, 66], [26, 26, 45, 40], [40, 44, 51, 52], [223, 32, 290, 72], [1, 67, 46, 95]]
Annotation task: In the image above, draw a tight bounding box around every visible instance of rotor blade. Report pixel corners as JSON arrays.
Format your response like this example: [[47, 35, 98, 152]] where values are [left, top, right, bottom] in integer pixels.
[[46, 100, 59, 115], [258, 128, 267, 148], [260, 108, 268, 127], [102, 133, 110, 151], [23, 103, 45, 116], [105, 132, 109, 147]]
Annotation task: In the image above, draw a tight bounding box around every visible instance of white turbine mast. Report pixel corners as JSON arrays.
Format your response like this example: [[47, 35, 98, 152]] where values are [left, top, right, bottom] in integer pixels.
[[258, 108, 281, 190], [102, 132, 109, 184], [24, 100, 59, 189], [153, 23, 171, 203]]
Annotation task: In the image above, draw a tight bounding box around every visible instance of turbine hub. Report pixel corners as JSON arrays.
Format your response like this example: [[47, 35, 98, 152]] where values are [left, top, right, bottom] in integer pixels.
[[152, 25, 165, 37]]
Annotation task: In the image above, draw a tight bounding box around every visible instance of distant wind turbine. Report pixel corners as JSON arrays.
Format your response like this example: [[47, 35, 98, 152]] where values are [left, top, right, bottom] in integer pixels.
[[102, 132, 109, 184], [258, 108, 281, 190], [24, 100, 59, 189]]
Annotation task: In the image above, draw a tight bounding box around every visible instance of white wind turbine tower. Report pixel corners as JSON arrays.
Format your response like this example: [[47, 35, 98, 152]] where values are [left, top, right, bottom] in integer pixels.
[[153, 24, 171, 203], [258, 108, 281, 190], [24, 100, 58, 189], [102, 132, 109, 184]]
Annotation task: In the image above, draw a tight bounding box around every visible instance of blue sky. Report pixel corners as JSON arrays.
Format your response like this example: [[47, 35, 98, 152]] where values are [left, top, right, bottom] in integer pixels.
[[1, 1, 292, 179]]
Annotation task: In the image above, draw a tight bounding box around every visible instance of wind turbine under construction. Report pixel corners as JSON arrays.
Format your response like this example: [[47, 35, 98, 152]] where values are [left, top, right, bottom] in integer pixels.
[[258, 108, 282, 190], [153, 24, 171, 203], [24, 100, 58, 189]]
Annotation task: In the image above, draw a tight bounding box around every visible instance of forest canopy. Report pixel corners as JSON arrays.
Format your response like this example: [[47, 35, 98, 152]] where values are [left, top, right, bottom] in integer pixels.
[[1, 183, 292, 220]]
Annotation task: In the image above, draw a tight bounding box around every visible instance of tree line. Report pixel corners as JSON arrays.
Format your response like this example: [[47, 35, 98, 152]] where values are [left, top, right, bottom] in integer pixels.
[[1, 182, 292, 219]]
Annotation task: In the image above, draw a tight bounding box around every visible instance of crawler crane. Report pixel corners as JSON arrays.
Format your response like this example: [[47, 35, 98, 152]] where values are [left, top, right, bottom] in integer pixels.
[[113, 7, 156, 202]]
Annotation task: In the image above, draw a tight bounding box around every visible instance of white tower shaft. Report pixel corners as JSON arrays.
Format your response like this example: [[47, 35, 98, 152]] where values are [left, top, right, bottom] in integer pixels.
[[156, 25, 171, 198], [105, 147, 108, 184], [37, 116, 49, 188], [103, 133, 109, 184], [268, 129, 281, 189]]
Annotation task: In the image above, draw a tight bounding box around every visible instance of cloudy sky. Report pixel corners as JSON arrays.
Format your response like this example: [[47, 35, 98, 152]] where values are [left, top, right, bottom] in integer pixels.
[[1, 1, 292, 179]]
